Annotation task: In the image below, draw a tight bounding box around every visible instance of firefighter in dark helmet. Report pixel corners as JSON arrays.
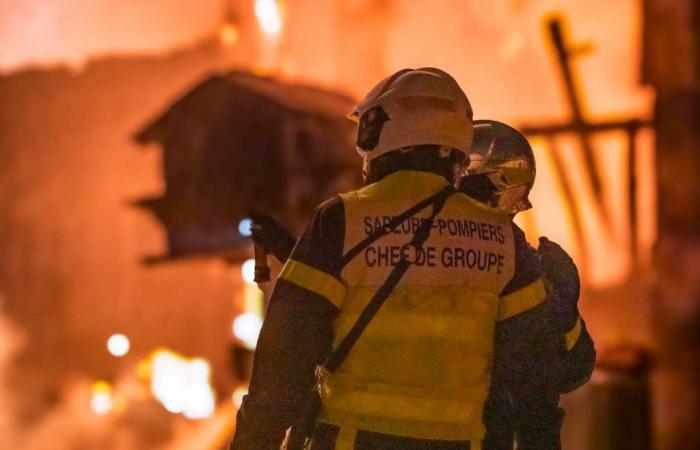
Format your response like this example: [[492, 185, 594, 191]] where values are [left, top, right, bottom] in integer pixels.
[[460, 120, 595, 449], [231, 68, 573, 450], [462, 120, 594, 394]]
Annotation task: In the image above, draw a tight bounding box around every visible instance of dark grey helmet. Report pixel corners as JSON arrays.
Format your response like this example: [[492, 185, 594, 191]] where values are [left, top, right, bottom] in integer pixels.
[[461, 120, 536, 214]]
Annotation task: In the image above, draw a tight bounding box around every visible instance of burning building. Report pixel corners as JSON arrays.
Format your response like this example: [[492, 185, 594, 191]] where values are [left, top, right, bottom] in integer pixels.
[[133, 70, 359, 262], [0, 0, 697, 449]]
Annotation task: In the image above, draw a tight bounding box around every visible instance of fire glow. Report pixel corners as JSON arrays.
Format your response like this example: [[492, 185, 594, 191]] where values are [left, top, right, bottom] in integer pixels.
[[255, 0, 283, 35], [90, 380, 113, 415], [0, 0, 659, 447], [141, 349, 216, 420]]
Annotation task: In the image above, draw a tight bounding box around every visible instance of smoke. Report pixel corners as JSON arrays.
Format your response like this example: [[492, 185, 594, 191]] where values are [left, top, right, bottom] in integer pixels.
[[0, 0, 223, 72]]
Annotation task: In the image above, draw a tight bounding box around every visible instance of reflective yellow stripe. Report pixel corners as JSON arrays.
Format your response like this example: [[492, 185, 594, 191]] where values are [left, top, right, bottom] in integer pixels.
[[279, 260, 346, 308], [564, 317, 582, 351], [498, 278, 546, 321], [321, 382, 487, 441], [335, 427, 357, 450]]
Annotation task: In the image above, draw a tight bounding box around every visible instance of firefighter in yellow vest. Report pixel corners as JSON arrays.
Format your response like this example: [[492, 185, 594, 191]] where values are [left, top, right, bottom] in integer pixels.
[[231, 68, 566, 450], [242, 122, 594, 449]]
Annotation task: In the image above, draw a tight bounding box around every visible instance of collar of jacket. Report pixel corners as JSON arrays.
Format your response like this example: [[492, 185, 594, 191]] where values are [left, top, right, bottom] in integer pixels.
[[356, 170, 450, 201], [364, 156, 456, 186]]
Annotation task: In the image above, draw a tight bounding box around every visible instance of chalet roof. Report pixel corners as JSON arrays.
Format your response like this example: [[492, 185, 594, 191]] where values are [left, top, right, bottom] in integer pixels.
[[136, 71, 356, 145], [229, 72, 354, 118]]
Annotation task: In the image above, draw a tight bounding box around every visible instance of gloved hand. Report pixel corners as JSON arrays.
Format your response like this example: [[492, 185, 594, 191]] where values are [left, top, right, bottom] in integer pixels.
[[230, 396, 289, 450], [537, 237, 580, 333], [250, 215, 296, 262]]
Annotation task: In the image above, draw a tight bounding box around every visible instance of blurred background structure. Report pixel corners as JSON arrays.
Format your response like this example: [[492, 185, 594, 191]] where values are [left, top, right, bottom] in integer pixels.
[[0, 0, 697, 449]]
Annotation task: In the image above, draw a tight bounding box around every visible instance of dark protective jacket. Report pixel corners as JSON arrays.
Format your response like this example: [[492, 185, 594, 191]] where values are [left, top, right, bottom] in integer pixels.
[[232, 169, 586, 450]]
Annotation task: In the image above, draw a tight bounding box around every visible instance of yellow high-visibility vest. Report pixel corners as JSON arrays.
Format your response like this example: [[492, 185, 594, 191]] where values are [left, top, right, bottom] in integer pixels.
[[281, 170, 546, 442]]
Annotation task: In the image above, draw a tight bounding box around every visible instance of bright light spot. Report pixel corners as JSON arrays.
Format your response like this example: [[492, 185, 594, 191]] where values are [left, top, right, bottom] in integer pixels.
[[241, 259, 257, 284], [107, 333, 130, 357], [255, 0, 283, 35], [243, 282, 265, 314], [232, 313, 263, 350], [232, 385, 248, 408], [219, 23, 240, 47], [238, 218, 253, 237], [149, 350, 216, 419], [500, 32, 525, 62], [91, 381, 113, 415]]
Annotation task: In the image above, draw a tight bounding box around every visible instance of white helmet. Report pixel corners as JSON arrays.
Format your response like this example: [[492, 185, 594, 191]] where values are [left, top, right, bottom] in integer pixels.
[[348, 68, 474, 162]]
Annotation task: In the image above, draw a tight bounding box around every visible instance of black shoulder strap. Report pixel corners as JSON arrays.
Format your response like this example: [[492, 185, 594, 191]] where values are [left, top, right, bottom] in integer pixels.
[[324, 186, 454, 372]]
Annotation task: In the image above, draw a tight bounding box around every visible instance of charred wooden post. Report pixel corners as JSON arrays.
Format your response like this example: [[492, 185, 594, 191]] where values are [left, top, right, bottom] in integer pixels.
[[520, 16, 653, 271], [643, 0, 700, 448], [547, 18, 605, 207], [588, 346, 653, 450], [626, 122, 640, 263]]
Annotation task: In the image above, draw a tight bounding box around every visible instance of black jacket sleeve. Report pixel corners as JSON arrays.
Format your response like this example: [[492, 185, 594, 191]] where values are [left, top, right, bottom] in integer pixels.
[[536, 237, 596, 393], [230, 198, 345, 450], [557, 318, 596, 393], [485, 223, 564, 450]]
